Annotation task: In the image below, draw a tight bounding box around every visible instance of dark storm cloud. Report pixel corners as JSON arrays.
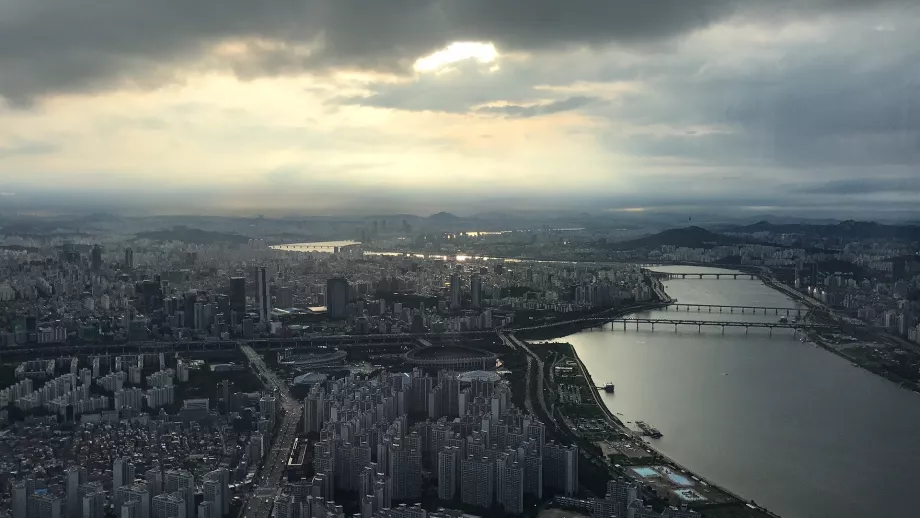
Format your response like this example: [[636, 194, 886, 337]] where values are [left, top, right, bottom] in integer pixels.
[[0, 0, 910, 103]]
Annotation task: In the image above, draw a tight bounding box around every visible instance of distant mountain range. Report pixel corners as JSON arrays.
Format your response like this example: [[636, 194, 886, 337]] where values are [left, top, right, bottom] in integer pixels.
[[720, 220, 920, 241]]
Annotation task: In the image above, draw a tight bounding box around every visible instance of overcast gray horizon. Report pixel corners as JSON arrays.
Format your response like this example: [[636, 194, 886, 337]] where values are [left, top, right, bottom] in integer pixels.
[[1, 0, 918, 217]]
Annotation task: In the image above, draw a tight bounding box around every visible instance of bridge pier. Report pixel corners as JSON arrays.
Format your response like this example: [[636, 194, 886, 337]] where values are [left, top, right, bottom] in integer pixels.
[[721, 326, 725, 335], [769, 327, 773, 337], [745, 327, 749, 335], [698, 324, 702, 333], [674, 324, 678, 332], [651, 323, 655, 331]]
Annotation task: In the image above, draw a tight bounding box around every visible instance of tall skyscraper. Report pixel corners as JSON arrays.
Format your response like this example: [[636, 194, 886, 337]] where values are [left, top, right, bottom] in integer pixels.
[[165, 470, 195, 518], [229, 277, 246, 314], [450, 273, 461, 310], [113, 457, 136, 491], [326, 278, 348, 320], [124, 248, 134, 269], [257, 267, 270, 323], [91, 245, 103, 272], [471, 275, 482, 310]]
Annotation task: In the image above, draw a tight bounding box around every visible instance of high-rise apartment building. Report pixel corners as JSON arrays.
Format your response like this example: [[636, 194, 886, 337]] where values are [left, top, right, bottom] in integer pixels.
[[204, 468, 230, 517], [543, 442, 578, 496], [152, 493, 186, 518], [80, 483, 105, 518], [437, 446, 460, 501], [470, 275, 482, 309], [28, 493, 62, 518], [12, 480, 30, 518], [257, 267, 270, 323], [229, 277, 246, 314], [326, 278, 348, 320], [113, 457, 136, 491], [164, 471, 195, 518], [460, 456, 494, 508], [124, 248, 134, 269], [117, 485, 151, 518], [145, 468, 163, 497], [66, 467, 87, 518], [449, 273, 461, 310], [91, 245, 102, 272]]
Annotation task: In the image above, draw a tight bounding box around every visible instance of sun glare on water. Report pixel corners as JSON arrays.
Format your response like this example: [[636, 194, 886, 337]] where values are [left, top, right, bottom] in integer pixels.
[[414, 41, 499, 73]]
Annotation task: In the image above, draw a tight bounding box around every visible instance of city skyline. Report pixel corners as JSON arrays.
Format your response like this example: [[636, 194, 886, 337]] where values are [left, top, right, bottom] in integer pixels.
[[1, 1, 918, 217]]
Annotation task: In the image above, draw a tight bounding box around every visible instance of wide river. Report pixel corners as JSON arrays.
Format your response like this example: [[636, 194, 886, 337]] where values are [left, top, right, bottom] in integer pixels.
[[564, 266, 920, 518]]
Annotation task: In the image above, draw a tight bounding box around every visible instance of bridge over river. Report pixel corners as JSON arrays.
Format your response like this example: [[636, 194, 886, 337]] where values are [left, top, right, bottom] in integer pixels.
[[607, 318, 832, 335], [666, 303, 805, 316]]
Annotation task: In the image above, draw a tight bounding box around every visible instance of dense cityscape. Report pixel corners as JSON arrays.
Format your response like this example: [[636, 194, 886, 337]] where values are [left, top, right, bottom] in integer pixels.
[[0, 213, 917, 518]]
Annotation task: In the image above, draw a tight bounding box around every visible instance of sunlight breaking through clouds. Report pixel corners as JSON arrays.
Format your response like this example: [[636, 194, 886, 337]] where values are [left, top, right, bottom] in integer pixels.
[[413, 42, 499, 73]]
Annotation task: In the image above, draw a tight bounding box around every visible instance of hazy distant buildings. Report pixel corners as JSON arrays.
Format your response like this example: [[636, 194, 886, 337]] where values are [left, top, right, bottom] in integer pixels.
[[326, 278, 348, 320], [470, 274, 482, 310], [124, 248, 134, 269], [257, 267, 270, 323], [229, 277, 246, 315], [91, 245, 102, 272], [449, 273, 461, 310]]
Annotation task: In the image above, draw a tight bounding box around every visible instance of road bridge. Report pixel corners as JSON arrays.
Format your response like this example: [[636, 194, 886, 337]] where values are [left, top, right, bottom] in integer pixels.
[[665, 303, 804, 316], [606, 318, 831, 335], [653, 271, 759, 280]]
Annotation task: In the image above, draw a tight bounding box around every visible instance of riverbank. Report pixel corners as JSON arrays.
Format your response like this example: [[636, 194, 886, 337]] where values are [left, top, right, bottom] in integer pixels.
[[523, 276, 780, 517], [764, 276, 920, 395]]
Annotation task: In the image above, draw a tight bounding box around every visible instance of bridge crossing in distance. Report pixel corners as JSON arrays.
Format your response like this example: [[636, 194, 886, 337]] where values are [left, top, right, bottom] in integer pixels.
[[666, 303, 804, 316], [653, 271, 759, 280], [606, 318, 832, 335]]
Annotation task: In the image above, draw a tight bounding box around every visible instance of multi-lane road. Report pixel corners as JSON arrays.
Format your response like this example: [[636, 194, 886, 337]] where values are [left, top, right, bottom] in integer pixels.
[[240, 345, 302, 518]]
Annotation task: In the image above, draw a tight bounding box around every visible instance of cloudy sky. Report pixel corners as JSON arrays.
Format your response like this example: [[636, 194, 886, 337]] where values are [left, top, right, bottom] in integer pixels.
[[1, 0, 918, 217]]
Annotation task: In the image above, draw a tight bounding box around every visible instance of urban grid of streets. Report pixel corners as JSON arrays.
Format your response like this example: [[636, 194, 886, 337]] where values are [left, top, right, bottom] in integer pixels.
[[240, 345, 302, 518]]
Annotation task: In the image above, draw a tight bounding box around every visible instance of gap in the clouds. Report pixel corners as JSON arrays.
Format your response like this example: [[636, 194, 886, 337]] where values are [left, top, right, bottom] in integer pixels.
[[413, 42, 499, 73]]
